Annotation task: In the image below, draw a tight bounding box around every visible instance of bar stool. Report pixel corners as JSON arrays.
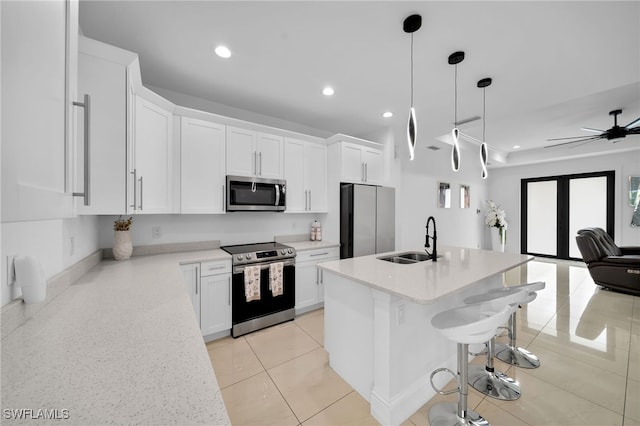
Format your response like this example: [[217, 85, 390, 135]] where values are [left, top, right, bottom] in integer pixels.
[[463, 288, 527, 401], [429, 290, 526, 426], [489, 281, 546, 368]]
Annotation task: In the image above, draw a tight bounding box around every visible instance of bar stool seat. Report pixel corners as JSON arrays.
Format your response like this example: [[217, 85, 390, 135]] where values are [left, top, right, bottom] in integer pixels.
[[428, 290, 526, 426], [489, 281, 545, 368]]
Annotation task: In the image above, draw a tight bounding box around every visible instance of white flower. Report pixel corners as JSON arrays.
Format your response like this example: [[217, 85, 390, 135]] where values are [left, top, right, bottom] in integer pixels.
[[485, 200, 508, 230]]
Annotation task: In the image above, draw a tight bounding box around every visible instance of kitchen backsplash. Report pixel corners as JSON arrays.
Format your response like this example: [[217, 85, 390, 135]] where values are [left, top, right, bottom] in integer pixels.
[[98, 213, 328, 249]]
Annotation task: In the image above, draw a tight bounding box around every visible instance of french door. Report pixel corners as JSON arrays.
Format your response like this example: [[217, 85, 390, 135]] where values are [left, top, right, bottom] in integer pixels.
[[521, 171, 615, 260]]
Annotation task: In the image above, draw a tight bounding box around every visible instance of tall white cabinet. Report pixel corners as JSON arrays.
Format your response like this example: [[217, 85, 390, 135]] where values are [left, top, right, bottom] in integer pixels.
[[339, 141, 383, 185], [2, 0, 78, 221], [284, 138, 327, 213], [180, 117, 226, 214], [75, 37, 137, 214], [130, 93, 174, 213]]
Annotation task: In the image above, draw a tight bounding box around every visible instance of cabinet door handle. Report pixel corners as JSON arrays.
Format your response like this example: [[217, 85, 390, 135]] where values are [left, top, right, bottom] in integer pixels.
[[304, 190, 308, 211], [309, 190, 312, 211], [130, 169, 137, 209], [316, 268, 319, 285], [320, 269, 324, 284], [253, 151, 257, 175], [72, 94, 91, 206], [222, 185, 225, 211], [259, 152, 262, 176], [228, 276, 231, 306], [365, 163, 368, 182], [138, 176, 143, 210], [195, 266, 199, 295], [309, 252, 329, 257], [361, 162, 365, 182]]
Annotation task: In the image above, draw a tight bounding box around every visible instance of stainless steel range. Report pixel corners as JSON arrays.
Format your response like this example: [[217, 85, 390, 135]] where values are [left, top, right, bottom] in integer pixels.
[[221, 242, 296, 337]]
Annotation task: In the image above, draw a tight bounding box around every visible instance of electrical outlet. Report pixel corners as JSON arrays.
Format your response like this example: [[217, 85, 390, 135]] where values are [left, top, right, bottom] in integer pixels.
[[6, 255, 16, 286], [152, 226, 161, 239]]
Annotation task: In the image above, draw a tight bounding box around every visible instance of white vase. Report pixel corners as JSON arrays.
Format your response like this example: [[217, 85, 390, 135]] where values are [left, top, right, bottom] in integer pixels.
[[113, 230, 133, 260], [491, 228, 505, 252]]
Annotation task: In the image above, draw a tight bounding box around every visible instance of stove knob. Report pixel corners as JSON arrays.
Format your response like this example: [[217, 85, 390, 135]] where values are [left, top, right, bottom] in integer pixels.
[[288, 248, 293, 254], [246, 254, 252, 260], [281, 249, 286, 255], [236, 255, 244, 261]]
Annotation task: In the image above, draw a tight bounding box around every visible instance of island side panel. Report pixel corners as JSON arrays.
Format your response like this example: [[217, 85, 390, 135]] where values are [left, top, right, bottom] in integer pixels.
[[323, 270, 375, 400]]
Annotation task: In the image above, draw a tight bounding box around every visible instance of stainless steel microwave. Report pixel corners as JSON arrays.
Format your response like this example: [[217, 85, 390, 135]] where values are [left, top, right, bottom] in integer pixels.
[[226, 175, 286, 212]]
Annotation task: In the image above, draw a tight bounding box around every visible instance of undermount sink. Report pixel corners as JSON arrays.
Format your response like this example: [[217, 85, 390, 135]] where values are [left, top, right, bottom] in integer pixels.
[[377, 251, 438, 264]]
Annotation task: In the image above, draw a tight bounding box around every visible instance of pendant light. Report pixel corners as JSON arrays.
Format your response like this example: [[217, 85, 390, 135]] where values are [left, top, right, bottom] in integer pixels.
[[448, 51, 465, 172], [404, 14, 421, 161], [477, 77, 492, 179]]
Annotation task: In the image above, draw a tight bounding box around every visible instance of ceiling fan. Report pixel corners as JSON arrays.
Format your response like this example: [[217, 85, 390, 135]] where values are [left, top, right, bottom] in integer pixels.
[[545, 109, 640, 148]]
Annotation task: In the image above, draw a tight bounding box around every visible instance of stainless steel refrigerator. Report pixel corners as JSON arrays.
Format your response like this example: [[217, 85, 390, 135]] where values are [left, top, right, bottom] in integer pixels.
[[340, 183, 395, 259]]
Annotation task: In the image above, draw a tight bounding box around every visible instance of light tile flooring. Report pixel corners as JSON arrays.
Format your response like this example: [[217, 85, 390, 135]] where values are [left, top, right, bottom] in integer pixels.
[[207, 259, 640, 425]]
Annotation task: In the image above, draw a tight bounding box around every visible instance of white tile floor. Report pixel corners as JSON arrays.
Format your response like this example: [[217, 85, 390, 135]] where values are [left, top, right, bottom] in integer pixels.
[[207, 259, 640, 425]]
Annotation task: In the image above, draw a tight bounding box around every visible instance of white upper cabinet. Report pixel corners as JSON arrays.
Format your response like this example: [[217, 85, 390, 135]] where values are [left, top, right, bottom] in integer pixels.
[[227, 127, 283, 179], [2, 0, 78, 221], [180, 117, 226, 214], [75, 37, 137, 215], [337, 141, 384, 185], [131, 94, 174, 213], [284, 138, 327, 213]]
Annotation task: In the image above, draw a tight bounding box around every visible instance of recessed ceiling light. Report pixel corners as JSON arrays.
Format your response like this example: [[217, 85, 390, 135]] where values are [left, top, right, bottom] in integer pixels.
[[382, 112, 393, 118], [214, 45, 231, 59], [513, 145, 521, 149], [322, 87, 334, 96]]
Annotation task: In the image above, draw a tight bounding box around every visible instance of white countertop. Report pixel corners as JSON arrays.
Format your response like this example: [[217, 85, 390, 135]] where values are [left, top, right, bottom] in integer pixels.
[[1, 249, 231, 425], [318, 246, 533, 304], [285, 240, 340, 252]]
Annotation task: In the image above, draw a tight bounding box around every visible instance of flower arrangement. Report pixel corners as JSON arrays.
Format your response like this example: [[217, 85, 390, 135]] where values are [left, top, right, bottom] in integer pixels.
[[113, 216, 133, 231], [485, 200, 508, 243]]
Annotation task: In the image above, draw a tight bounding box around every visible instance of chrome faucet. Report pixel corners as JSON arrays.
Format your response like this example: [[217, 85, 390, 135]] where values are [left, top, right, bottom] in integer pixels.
[[425, 216, 438, 261]]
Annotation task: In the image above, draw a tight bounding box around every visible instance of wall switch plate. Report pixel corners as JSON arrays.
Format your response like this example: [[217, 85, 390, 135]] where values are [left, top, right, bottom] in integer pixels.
[[6, 255, 16, 286], [152, 226, 161, 239]]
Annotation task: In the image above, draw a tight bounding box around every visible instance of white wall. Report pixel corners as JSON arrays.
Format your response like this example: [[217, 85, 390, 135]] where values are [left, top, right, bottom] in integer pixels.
[[488, 150, 640, 253], [97, 213, 327, 249], [396, 138, 490, 251], [1, 216, 99, 306]]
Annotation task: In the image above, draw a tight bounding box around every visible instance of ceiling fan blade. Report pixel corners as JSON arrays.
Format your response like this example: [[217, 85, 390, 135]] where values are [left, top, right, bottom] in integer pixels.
[[568, 139, 599, 149], [546, 135, 603, 141], [625, 126, 640, 134], [544, 136, 601, 148], [580, 127, 604, 133], [624, 117, 640, 129]]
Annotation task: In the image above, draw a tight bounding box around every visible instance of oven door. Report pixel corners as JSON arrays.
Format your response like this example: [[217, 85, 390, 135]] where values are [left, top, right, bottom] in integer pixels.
[[226, 175, 286, 211], [231, 258, 295, 326]]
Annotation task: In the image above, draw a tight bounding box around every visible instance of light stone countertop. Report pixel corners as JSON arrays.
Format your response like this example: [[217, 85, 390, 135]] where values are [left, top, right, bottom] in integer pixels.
[[1, 249, 232, 425], [317, 246, 533, 304], [285, 240, 340, 252]]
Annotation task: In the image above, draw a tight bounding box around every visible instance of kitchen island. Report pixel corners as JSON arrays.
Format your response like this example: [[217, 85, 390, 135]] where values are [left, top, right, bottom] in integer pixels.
[[317, 246, 532, 425]]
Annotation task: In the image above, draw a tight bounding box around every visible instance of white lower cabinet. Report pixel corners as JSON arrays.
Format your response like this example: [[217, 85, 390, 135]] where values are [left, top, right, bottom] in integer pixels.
[[181, 259, 231, 339], [295, 247, 340, 314]]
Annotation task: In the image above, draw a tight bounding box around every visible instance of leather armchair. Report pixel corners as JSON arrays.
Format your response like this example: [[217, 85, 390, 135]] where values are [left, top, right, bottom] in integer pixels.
[[575, 228, 640, 295]]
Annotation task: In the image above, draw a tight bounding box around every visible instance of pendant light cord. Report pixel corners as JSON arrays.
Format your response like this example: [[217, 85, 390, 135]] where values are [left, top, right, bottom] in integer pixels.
[[454, 64, 458, 125], [483, 87, 486, 142], [410, 33, 414, 107]]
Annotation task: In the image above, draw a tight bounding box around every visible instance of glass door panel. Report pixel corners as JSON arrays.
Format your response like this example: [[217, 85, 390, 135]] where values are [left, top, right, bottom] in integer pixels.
[[527, 180, 558, 256], [569, 177, 608, 258]]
